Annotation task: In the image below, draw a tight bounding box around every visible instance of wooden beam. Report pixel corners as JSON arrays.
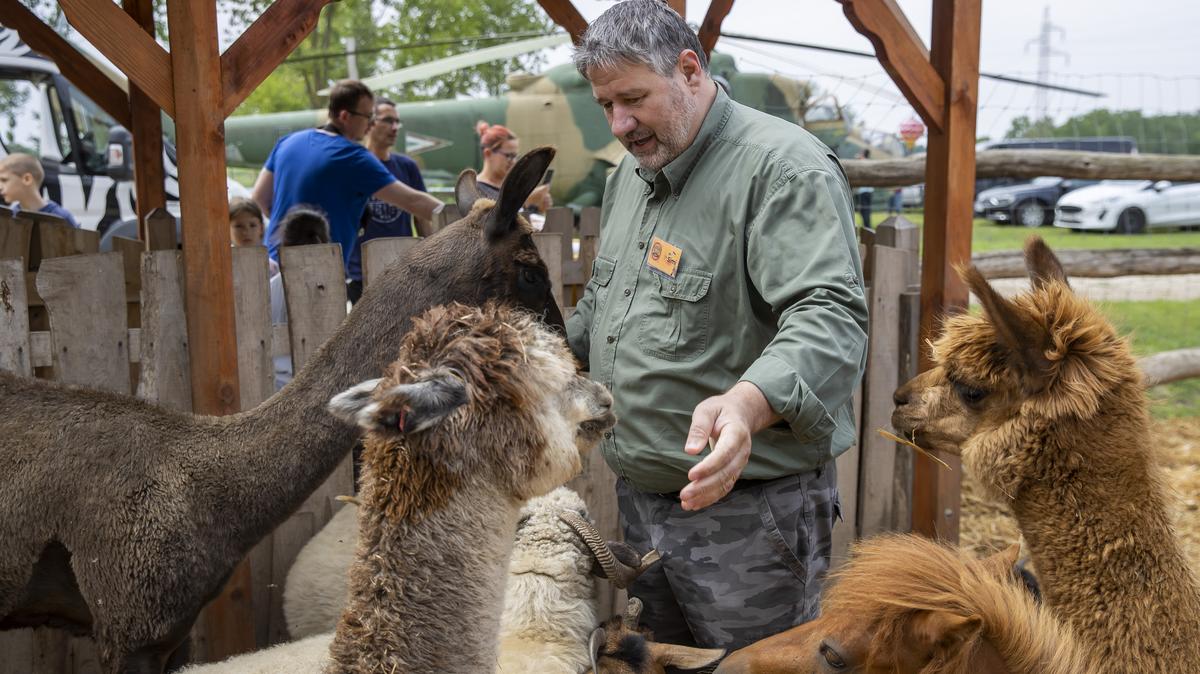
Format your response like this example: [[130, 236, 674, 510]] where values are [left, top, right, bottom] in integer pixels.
[[123, 0, 166, 233], [912, 0, 981, 543], [698, 0, 735, 57], [0, 0, 130, 128], [839, 0, 945, 133], [537, 0, 589, 44], [841, 149, 1200, 186], [164, 0, 252, 657], [666, 0, 686, 19], [221, 0, 335, 116], [60, 0, 175, 117]]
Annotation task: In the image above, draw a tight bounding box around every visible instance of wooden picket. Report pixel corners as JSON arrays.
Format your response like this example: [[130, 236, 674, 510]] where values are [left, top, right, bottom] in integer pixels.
[[0, 207, 921, 671]]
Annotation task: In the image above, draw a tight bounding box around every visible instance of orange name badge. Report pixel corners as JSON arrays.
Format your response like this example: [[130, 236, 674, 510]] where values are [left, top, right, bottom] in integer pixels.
[[646, 236, 683, 279]]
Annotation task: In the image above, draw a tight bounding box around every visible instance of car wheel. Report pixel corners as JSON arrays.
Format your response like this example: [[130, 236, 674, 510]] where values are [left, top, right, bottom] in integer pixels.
[[1116, 208, 1146, 234], [1015, 199, 1049, 228]]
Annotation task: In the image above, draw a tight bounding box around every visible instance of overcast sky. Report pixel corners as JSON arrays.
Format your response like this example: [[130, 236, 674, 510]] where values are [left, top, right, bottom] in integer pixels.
[[558, 0, 1200, 145]]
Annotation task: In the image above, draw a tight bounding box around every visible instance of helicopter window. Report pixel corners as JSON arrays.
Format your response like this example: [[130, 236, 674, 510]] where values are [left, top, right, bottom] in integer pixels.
[[68, 87, 117, 174], [0, 77, 50, 157]]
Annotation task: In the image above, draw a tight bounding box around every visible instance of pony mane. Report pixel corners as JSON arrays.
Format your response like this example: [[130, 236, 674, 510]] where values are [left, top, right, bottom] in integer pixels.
[[824, 535, 1092, 674]]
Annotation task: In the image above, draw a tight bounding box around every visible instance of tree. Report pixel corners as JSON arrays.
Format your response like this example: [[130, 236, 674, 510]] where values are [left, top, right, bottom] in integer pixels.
[[224, 0, 554, 115]]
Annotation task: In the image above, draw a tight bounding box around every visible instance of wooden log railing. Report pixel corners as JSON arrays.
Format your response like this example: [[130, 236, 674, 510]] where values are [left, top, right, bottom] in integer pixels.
[[844, 149, 1200, 187]]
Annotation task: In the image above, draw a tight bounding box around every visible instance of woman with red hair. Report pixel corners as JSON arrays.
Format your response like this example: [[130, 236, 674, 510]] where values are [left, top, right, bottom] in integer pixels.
[[475, 121, 552, 212]]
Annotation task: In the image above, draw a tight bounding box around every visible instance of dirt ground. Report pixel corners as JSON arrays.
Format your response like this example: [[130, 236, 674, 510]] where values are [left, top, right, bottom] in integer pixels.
[[960, 416, 1200, 569]]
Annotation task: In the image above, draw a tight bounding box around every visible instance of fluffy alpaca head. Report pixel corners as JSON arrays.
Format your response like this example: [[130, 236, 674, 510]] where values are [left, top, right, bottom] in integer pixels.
[[329, 302, 616, 521], [716, 535, 1087, 674], [891, 237, 1146, 503]]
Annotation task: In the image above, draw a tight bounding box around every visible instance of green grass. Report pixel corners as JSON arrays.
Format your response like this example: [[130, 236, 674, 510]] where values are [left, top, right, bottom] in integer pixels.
[[1099, 300, 1200, 419], [868, 211, 1200, 254]]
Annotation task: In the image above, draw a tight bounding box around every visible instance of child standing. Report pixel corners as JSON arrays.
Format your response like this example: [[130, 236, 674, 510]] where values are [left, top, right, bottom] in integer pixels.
[[0, 153, 80, 228], [229, 197, 278, 275]]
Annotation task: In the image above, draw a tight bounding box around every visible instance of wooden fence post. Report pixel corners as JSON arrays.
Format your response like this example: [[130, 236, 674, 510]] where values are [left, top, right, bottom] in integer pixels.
[[35, 252, 129, 393], [137, 250, 193, 411], [0, 258, 32, 376]]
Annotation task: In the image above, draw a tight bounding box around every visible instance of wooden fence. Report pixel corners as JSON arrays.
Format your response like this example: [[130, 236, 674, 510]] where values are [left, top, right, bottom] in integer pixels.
[[0, 207, 917, 671]]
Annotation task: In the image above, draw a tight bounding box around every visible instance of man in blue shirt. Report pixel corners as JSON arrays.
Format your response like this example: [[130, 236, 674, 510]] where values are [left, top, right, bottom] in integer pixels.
[[251, 80, 443, 276], [345, 98, 428, 303]]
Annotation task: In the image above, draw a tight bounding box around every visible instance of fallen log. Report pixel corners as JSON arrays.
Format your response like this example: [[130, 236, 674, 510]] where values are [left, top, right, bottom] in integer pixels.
[[1140, 348, 1200, 387], [972, 248, 1200, 279], [843, 150, 1200, 187]]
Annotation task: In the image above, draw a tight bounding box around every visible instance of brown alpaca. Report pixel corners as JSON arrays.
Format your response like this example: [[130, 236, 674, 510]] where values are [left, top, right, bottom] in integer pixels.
[[892, 237, 1200, 674], [716, 535, 1094, 674], [0, 149, 562, 674], [323, 302, 616, 673]]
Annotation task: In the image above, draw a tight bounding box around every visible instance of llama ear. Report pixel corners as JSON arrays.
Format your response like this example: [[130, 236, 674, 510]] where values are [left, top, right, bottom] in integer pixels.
[[1024, 236, 1069, 291], [979, 543, 1022, 581], [455, 169, 480, 215], [909, 610, 981, 656], [327, 378, 383, 425], [960, 264, 1052, 389], [648, 643, 726, 670], [372, 373, 468, 434], [486, 146, 555, 242]]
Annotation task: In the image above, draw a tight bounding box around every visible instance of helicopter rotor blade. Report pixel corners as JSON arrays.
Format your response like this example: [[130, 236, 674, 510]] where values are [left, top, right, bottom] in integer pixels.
[[318, 32, 571, 95]]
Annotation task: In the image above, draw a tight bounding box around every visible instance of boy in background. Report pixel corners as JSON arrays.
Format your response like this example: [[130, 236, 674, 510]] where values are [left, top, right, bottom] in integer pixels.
[[0, 153, 80, 228]]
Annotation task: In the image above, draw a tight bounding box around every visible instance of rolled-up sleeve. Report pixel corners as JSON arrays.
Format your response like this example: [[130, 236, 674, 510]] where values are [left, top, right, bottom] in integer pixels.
[[739, 167, 868, 445]]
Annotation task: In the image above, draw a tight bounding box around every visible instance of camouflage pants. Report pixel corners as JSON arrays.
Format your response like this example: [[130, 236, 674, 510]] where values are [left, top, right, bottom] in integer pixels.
[[617, 464, 838, 652]]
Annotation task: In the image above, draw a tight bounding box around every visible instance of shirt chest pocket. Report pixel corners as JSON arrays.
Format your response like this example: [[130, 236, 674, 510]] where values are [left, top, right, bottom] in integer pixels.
[[636, 269, 713, 362], [588, 256, 617, 326]]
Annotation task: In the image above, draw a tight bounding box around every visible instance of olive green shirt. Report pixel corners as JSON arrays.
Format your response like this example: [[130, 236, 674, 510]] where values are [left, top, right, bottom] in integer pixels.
[[566, 88, 868, 494]]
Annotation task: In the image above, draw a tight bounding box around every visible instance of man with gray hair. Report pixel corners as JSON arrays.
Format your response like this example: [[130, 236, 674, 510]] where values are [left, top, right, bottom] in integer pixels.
[[566, 0, 868, 654]]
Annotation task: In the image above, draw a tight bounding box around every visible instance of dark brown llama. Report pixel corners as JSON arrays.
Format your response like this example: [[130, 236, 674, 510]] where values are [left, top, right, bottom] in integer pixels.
[[0, 148, 562, 674]]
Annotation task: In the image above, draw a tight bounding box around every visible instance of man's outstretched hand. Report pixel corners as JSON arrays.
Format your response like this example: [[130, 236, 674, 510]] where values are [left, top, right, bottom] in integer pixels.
[[679, 381, 780, 511]]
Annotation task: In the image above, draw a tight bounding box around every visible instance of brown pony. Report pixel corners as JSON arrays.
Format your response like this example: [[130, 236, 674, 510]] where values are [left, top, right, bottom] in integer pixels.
[[715, 535, 1093, 674]]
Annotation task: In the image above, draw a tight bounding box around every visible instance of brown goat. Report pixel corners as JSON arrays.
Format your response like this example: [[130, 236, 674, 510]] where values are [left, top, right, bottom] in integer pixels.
[[0, 148, 562, 674], [891, 237, 1200, 674], [587, 598, 725, 674]]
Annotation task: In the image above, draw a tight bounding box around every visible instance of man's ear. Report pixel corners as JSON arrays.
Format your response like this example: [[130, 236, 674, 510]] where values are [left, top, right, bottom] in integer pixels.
[[677, 49, 704, 87]]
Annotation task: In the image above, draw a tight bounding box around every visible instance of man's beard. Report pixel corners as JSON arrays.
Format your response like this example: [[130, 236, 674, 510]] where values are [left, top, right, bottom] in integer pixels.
[[630, 82, 697, 173]]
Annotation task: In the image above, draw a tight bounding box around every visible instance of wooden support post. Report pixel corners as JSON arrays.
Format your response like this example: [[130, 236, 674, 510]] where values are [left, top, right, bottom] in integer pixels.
[[123, 0, 167, 238], [698, 0, 735, 57], [164, 0, 253, 659], [536, 0, 589, 44], [912, 0, 981, 542]]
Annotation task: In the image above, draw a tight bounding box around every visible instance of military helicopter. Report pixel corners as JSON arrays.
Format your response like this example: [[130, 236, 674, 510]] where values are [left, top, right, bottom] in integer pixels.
[[223, 34, 851, 207]]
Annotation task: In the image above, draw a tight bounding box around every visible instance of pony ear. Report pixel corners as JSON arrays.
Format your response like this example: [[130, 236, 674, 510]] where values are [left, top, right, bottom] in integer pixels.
[[978, 543, 1022, 581], [455, 169, 481, 216], [486, 146, 555, 242], [647, 643, 726, 670], [327, 378, 383, 425], [959, 264, 1052, 390], [909, 610, 981, 656], [1024, 236, 1069, 291]]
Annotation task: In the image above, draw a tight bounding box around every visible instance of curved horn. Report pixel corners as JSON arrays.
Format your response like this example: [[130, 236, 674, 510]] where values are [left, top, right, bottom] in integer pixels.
[[559, 511, 662, 589], [587, 626, 606, 674], [623, 596, 643, 629]]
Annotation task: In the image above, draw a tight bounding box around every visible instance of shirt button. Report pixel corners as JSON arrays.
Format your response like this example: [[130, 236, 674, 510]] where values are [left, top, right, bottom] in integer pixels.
[[638, 241, 645, 250], [623, 288, 631, 296], [604, 431, 612, 439], [606, 335, 615, 344]]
